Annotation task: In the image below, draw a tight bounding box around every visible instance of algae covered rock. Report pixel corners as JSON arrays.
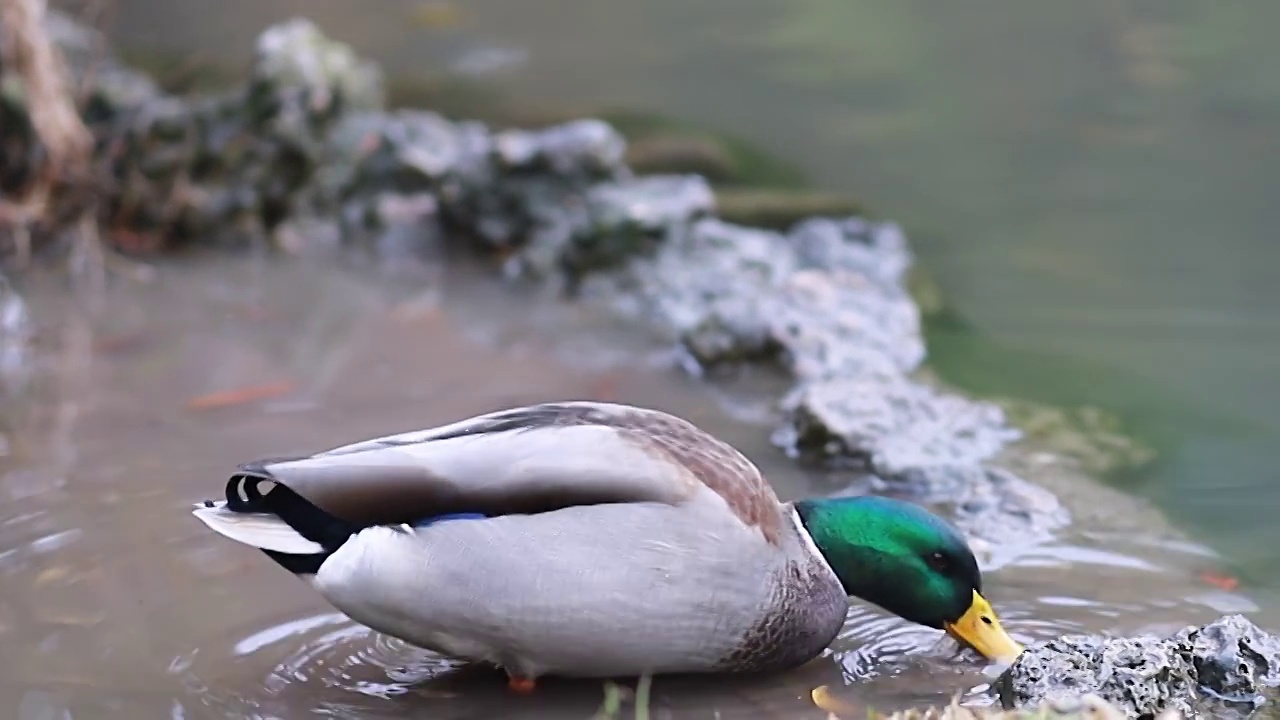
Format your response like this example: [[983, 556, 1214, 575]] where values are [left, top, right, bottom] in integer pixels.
[[997, 615, 1280, 718]]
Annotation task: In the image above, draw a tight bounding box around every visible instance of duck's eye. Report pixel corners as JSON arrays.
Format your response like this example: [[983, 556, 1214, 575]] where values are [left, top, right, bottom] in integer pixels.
[[925, 551, 950, 572]]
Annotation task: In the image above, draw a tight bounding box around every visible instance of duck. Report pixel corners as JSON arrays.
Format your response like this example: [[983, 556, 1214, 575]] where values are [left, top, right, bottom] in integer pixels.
[[192, 400, 1024, 691]]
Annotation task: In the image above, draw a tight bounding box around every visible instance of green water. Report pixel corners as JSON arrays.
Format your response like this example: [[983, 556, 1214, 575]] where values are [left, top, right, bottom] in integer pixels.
[[96, 1, 1280, 595]]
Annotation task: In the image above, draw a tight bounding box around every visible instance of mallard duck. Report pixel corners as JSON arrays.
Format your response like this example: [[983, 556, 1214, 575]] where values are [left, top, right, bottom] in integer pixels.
[[193, 401, 1023, 691]]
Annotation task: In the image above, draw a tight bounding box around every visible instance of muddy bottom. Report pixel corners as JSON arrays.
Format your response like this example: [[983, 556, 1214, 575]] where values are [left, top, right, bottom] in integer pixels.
[[0, 253, 1265, 719]]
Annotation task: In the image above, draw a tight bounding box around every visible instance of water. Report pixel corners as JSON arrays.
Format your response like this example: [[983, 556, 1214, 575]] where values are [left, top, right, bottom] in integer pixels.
[[12, 0, 1280, 714], [0, 254, 1257, 717]]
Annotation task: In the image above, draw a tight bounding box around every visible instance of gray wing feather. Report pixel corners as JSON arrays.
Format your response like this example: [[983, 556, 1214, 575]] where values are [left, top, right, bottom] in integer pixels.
[[248, 403, 698, 525]]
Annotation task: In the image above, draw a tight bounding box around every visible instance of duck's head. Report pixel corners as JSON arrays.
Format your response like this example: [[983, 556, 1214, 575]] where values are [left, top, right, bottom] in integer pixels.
[[794, 495, 1024, 665]]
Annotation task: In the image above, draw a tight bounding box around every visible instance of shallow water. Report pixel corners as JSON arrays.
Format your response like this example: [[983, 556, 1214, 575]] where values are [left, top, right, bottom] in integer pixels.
[[0, 254, 1265, 718]]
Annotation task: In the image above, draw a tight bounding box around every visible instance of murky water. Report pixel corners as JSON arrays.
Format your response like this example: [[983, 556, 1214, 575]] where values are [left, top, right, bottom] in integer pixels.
[[0, 254, 1265, 718]]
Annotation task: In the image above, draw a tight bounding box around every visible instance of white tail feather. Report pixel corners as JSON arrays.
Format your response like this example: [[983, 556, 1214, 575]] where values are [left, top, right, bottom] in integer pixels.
[[192, 502, 325, 554]]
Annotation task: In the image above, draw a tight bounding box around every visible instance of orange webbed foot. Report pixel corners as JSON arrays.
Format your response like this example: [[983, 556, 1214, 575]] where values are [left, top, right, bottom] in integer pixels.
[[506, 674, 536, 694]]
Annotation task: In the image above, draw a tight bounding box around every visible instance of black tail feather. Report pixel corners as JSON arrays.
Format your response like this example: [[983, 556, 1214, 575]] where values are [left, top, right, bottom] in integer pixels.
[[225, 469, 363, 571]]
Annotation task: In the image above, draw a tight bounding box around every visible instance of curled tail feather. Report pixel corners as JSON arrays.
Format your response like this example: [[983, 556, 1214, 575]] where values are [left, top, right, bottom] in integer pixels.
[[193, 467, 362, 574]]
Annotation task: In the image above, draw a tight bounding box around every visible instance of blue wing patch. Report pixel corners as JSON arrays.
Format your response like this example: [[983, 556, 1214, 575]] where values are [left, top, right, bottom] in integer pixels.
[[411, 512, 488, 528]]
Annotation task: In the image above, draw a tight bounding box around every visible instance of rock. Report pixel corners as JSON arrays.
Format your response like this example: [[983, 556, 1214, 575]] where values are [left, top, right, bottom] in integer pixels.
[[767, 266, 922, 380], [561, 174, 715, 276], [774, 373, 1019, 473], [879, 466, 1068, 546], [876, 693, 1136, 719], [789, 217, 913, 293], [601, 217, 794, 363], [771, 375, 1057, 545], [595, 215, 922, 376], [492, 119, 626, 178], [997, 615, 1280, 718], [249, 18, 384, 116]]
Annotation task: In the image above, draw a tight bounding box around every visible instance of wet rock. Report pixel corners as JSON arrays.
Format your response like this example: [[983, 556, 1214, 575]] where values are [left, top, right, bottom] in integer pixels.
[[493, 119, 625, 178], [997, 615, 1280, 718], [560, 174, 714, 276], [597, 215, 922, 376], [881, 466, 1068, 545], [774, 373, 1018, 472], [789, 217, 913, 292], [877, 693, 1138, 719], [605, 217, 794, 362], [771, 375, 1058, 544], [249, 18, 384, 116]]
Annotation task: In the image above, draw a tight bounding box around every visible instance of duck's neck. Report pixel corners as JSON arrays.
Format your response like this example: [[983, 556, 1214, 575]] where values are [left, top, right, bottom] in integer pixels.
[[791, 496, 901, 599]]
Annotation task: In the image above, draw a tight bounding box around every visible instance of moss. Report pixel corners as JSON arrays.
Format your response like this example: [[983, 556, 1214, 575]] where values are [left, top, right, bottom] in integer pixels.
[[713, 187, 864, 230], [624, 134, 739, 183], [907, 265, 946, 319], [600, 110, 809, 190], [996, 398, 1157, 477]]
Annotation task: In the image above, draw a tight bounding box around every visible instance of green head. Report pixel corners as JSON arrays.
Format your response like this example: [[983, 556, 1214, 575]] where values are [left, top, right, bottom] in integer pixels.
[[794, 495, 1024, 664]]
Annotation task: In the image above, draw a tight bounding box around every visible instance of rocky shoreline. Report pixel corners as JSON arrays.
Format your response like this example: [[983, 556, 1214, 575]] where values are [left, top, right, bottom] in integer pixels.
[[3, 11, 1279, 718]]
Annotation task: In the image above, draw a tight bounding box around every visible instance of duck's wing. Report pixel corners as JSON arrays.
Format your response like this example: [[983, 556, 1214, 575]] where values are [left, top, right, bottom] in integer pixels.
[[216, 401, 784, 540]]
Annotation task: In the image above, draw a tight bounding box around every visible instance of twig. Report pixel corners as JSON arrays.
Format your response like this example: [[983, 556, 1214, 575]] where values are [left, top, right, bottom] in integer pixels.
[[0, 0, 104, 281]]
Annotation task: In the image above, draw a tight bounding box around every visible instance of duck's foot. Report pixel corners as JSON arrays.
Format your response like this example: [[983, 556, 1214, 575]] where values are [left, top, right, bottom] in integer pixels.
[[506, 673, 537, 694]]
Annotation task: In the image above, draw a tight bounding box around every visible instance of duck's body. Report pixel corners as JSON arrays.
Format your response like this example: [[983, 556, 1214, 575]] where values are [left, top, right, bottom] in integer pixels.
[[194, 401, 1021, 686]]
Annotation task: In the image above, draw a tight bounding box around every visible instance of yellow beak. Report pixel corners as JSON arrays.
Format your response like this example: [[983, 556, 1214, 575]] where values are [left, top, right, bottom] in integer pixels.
[[944, 590, 1025, 665]]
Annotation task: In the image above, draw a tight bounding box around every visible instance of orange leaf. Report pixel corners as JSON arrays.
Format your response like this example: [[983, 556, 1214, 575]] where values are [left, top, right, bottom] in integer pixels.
[[186, 381, 295, 410], [1199, 571, 1239, 591]]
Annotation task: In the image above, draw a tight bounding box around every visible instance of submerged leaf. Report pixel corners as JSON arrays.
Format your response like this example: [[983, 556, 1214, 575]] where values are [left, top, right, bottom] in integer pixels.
[[185, 381, 295, 410], [811, 685, 859, 716]]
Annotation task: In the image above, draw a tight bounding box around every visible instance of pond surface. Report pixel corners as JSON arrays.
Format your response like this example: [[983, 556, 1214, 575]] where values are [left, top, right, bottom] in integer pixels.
[[0, 255, 1263, 718]]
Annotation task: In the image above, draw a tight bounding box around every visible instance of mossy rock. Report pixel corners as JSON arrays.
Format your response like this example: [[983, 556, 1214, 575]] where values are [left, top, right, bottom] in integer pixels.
[[713, 187, 864, 230], [996, 398, 1157, 477]]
